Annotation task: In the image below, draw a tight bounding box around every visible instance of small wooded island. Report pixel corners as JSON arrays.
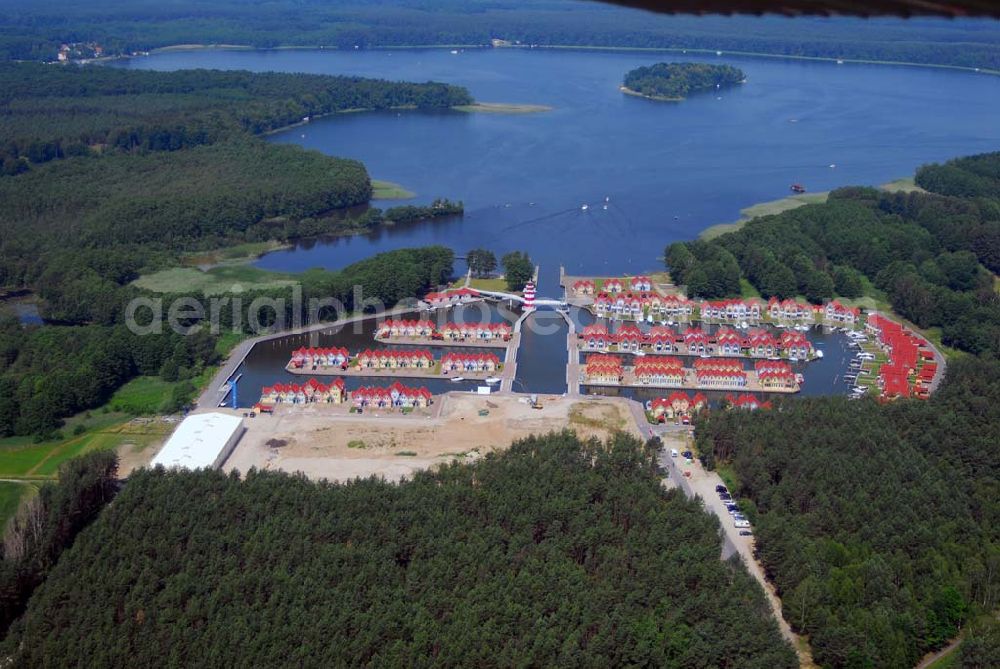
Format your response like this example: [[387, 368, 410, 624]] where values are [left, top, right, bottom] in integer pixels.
[[622, 62, 746, 101]]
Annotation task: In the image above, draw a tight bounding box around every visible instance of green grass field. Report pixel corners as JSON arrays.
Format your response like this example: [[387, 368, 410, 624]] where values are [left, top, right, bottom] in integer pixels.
[[371, 179, 415, 200], [132, 264, 299, 296], [181, 240, 288, 267], [449, 276, 510, 291], [879, 177, 927, 194], [109, 369, 215, 415], [0, 416, 170, 480], [700, 192, 829, 240]]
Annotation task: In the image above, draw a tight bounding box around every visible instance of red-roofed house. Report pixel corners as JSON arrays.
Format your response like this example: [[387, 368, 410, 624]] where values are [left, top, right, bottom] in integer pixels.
[[580, 324, 611, 349], [634, 357, 685, 386], [584, 354, 624, 384], [630, 276, 652, 292], [423, 287, 481, 308]]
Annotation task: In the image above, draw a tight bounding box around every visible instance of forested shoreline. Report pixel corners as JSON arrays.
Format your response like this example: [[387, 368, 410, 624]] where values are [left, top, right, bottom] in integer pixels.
[[666, 151, 1000, 358], [1, 432, 797, 667], [0, 61, 470, 437], [1, 1, 999, 72]]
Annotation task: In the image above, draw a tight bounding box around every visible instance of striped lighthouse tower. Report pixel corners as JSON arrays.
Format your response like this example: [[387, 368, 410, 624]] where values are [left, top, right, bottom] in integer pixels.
[[522, 281, 536, 309]]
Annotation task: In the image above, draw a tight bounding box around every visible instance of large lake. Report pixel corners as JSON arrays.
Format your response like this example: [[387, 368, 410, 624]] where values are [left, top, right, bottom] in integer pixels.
[[120, 48, 1000, 293]]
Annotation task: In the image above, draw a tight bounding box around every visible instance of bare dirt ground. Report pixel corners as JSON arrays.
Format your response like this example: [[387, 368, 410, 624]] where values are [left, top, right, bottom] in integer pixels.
[[223, 394, 640, 483]]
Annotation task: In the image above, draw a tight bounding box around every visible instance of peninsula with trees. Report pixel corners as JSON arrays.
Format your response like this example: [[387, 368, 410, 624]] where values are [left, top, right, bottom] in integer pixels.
[[622, 62, 746, 101]]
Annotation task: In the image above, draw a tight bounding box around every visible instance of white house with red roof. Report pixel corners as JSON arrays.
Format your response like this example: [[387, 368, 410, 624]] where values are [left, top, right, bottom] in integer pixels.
[[634, 357, 685, 385], [352, 382, 433, 409], [713, 327, 743, 356], [440, 352, 500, 373], [630, 276, 653, 292], [650, 391, 708, 421], [260, 378, 347, 406], [580, 324, 611, 349], [682, 327, 711, 355], [356, 349, 435, 370], [289, 347, 350, 370], [603, 278, 625, 294], [422, 287, 481, 308], [584, 354, 624, 384], [377, 319, 436, 339], [755, 360, 797, 390], [572, 279, 596, 295], [822, 299, 860, 325]]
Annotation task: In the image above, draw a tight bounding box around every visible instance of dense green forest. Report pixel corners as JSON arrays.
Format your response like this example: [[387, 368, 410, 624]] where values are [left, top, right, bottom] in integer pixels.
[[0, 451, 118, 636], [0, 246, 453, 437], [0, 61, 469, 436], [623, 62, 744, 100], [1, 432, 796, 666], [696, 357, 1000, 667], [1, 0, 999, 71], [0, 62, 471, 173], [666, 152, 1000, 357]]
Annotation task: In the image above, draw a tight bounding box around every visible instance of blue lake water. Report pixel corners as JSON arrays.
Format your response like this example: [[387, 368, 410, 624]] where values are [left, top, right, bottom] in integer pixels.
[[120, 48, 996, 398], [121, 47, 1000, 294]]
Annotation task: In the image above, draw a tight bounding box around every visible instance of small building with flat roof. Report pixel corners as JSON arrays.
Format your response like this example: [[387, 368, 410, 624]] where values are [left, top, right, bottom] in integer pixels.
[[150, 412, 245, 471]]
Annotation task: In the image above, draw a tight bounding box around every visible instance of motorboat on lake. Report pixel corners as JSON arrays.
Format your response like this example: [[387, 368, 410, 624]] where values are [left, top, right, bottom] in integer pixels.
[[484, 377, 501, 385], [450, 376, 465, 382]]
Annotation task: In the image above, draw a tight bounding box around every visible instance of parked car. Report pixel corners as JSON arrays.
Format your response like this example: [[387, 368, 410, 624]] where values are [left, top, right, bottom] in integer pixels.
[[719, 493, 732, 501], [670, 449, 679, 458], [733, 520, 750, 528], [681, 450, 693, 459], [715, 485, 728, 494], [739, 530, 753, 536]]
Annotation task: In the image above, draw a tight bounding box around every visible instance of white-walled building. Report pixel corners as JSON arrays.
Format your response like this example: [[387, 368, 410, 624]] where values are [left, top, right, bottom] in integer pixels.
[[150, 412, 245, 471]]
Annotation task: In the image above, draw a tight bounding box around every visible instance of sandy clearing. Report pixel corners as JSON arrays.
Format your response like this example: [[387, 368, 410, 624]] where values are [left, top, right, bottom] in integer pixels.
[[223, 393, 640, 483]]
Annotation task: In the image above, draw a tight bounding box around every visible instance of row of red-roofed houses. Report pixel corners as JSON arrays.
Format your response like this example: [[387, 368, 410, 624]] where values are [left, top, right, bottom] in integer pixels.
[[823, 300, 861, 325], [693, 358, 748, 388], [352, 383, 433, 409], [582, 354, 624, 384], [376, 319, 436, 339], [866, 313, 936, 400], [440, 352, 501, 373], [422, 287, 482, 308], [259, 378, 347, 406], [440, 322, 513, 341], [767, 298, 814, 323], [579, 324, 814, 359], [726, 393, 773, 410], [572, 276, 654, 296], [699, 298, 763, 323], [650, 392, 708, 422], [356, 349, 435, 370], [289, 347, 350, 369], [592, 292, 695, 320], [634, 357, 686, 385], [755, 360, 799, 390]]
